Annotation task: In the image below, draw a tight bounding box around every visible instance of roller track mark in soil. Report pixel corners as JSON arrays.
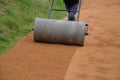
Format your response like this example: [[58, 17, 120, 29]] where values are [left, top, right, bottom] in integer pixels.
[[0, 32, 79, 80]]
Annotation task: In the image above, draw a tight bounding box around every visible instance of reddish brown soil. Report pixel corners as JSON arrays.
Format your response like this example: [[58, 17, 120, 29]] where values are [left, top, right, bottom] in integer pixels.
[[0, 0, 120, 80]]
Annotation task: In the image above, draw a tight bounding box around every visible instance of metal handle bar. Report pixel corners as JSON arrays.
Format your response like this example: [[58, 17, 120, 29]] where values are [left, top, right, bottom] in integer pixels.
[[48, 0, 82, 21]]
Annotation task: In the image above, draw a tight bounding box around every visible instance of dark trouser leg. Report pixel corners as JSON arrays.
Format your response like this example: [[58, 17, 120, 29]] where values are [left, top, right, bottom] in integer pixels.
[[66, 3, 78, 21], [65, 5, 70, 14]]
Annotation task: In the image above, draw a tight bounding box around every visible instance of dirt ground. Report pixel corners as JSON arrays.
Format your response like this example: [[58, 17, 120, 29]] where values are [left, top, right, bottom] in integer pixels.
[[0, 0, 120, 80]]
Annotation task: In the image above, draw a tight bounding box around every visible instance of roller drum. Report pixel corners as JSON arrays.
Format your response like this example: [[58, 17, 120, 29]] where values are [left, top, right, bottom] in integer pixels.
[[34, 18, 86, 46]]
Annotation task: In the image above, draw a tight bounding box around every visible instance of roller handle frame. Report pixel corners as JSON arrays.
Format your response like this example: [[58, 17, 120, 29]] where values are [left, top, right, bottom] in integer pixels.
[[48, 0, 82, 21]]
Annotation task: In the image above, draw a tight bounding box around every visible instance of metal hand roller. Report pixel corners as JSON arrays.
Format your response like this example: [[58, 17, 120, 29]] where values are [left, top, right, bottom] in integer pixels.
[[33, 0, 89, 46], [34, 18, 87, 46]]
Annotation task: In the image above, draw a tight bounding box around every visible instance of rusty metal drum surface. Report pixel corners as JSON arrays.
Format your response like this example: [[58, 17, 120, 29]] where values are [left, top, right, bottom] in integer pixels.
[[34, 18, 86, 46]]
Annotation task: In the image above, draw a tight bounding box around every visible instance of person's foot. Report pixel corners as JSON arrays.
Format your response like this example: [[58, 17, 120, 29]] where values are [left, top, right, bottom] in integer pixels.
[[68, 16, 75, 21]]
